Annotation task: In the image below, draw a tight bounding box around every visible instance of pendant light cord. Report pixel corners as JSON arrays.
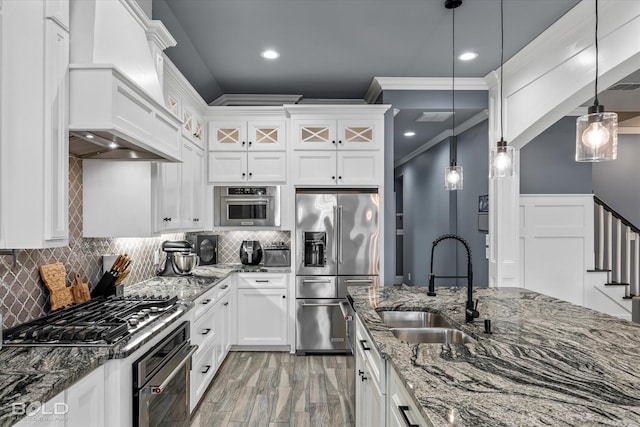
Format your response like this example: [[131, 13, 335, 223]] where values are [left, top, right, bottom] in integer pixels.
[[594, 0, 599, 106], [499, 0, 504, 141], [452, 5, 456, 164]]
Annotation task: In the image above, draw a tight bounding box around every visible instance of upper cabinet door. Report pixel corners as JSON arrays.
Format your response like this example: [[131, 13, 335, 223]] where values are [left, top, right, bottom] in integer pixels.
[[209, 121, 247, 151], [247, 120, 286, 151], [208, 152, 248, 183], [337, 119, 380, 150], [292, 119, 337, 150]]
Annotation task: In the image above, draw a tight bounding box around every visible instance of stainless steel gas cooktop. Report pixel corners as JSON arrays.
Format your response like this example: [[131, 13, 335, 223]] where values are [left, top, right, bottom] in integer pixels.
[[2, 296, 182, 347]]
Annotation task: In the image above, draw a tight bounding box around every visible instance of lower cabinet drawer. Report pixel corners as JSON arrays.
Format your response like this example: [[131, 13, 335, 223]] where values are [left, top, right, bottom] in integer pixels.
[[192, 306, 215, 348], [190, 342, 217, 412], [388, 366, 430, 427]]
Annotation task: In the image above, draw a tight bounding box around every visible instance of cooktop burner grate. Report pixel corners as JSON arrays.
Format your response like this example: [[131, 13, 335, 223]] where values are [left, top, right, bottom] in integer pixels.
[[2, 296, 180, 346]]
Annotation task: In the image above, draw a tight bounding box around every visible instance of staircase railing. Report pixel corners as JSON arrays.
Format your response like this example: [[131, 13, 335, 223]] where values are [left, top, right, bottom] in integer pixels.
[[593, 195, 640, 298]]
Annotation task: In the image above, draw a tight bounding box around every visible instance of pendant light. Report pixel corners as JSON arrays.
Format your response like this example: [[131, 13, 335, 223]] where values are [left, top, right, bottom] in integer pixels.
[[489, 0, 515, 179], [444, 0, 463, 191], [575, 0, 617, 162]]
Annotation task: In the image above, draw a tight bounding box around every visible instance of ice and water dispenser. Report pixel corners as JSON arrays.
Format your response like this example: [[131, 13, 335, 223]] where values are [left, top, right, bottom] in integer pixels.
[[303, 232, 326, 267]]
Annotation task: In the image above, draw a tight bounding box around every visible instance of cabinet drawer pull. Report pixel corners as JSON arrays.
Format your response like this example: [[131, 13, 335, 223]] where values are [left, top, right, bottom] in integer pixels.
[[221, 285, 228, 289], [358, 370, 364, 376], [255, 280, 270, 283], [202, 328, 211, 335], [398, 405, 419, 427], [202, 299, 212, 305], [202, 365, 212, 374], [360, 375, 368, 382], [223, 302, 229, 306], [359, 339, 370, 351]]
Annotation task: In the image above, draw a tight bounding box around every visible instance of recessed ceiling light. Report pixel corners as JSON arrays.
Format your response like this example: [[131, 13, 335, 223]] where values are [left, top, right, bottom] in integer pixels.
[[404, 131, 416, 137], [86, 134, 94, 139], [109, 142, 118, 149], [261, 49, 280, 60], [458, 51, 478, 61]]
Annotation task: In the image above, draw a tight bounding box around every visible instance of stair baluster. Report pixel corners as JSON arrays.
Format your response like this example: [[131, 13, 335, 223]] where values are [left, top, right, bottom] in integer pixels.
[[598, 204, 605, 270], [635, 233, 639, 297]]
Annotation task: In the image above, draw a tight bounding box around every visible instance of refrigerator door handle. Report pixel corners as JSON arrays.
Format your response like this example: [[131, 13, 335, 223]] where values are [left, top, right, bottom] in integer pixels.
[[338, 205, 343, 264], [333, 205, 339, 265], [302, 279, 333, 284]]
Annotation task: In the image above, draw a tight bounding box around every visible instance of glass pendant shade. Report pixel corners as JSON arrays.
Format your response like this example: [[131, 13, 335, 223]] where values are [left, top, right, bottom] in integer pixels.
[[575, 105, 618, 162], [489, 139, 515, 178], [444, 164, 463, 191]]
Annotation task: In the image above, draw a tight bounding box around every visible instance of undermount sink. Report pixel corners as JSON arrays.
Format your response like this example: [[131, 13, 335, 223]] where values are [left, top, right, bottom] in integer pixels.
[[378, 311, 453, 328], [391, 327, 476, 344]]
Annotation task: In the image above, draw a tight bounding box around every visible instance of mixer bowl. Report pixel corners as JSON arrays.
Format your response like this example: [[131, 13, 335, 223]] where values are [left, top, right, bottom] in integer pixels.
[[172, 253, 200, 275]]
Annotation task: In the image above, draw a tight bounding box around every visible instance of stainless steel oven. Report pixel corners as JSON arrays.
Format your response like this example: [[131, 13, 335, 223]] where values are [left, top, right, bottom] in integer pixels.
[[215, 186, 280, 227], [133, 321, 197, 427]]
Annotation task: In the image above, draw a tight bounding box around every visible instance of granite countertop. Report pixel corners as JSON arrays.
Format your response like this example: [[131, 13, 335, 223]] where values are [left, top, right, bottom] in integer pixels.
[[348, 285, 640, 426]]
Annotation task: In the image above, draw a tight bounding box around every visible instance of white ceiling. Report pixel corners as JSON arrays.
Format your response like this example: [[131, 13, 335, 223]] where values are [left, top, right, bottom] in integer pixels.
[[152, 0, 640, 160]]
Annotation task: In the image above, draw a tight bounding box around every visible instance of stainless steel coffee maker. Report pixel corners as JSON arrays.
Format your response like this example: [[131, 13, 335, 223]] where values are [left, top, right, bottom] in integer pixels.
[[158, 240, 200, 276]]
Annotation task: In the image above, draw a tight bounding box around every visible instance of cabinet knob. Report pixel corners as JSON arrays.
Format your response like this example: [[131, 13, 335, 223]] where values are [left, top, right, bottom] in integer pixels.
[[282, 295, 286, 299], [338, 140, 343, 144], [242, 172, 246, 177], [338, 176, 342, 180], [249, 141, 252, 146], [249, 172, 253, 177], [167, 217, 172, 222], [361, 375, 368, 382], [358, 370, 364, 376], [332, 176, 335, 180], [332, 140, 336, 144], [242, 141, 246, 146]]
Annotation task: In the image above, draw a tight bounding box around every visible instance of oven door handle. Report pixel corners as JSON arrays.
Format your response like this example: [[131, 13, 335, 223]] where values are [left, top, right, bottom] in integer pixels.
[[223, 198, 268, 204], [149, 345, 198, 395]]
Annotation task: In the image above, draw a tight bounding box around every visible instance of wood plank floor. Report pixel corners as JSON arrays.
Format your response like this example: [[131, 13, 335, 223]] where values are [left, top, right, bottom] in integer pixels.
[[190, 351, 355, 427]]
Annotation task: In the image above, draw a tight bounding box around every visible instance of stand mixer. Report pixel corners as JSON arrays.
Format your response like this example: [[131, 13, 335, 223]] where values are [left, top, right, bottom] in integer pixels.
[[158, 240, 199, 276]]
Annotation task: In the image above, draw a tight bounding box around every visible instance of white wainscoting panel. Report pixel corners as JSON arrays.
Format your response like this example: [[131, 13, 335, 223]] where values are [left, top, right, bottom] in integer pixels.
[[519, 195, 595, 306]]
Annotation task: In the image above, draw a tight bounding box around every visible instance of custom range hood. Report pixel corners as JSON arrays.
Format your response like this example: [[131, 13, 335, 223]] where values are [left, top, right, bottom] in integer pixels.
[[68, 0, 182, 162]]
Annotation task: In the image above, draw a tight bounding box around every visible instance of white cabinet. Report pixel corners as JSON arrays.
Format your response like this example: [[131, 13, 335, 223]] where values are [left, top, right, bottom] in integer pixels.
[[286, 105, 389, 189], [15, 366, 105, 427], [208, 151, 286, 183], [292, 119, 380, 150], [355, 314, 385, 427], [83, 139, 205, 237], [387, 366, 430, 427], [207, 108, 288, 184], [64, 366, 105, 427], [236, 273, 289, 347], [0, 1, 70, 248], [209, 119, 286, 151], [293, 151, 379, 187], [190, 276, 233, 412]]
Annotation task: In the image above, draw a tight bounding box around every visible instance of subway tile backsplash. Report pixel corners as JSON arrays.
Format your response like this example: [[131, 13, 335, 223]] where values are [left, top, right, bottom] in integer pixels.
[[0, 158, 184, 329]]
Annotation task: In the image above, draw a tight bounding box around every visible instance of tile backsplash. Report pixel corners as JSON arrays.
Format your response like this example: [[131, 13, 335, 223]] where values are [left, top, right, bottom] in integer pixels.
[[0, 158, 184, 329]]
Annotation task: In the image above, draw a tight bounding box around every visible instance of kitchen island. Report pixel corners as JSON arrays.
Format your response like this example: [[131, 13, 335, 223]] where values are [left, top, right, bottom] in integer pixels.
[[349, 285, 640, 426]]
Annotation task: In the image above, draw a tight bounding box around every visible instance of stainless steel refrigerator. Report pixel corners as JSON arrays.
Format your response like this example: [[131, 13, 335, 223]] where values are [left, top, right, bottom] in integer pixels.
[[295, 189, 379, 355]]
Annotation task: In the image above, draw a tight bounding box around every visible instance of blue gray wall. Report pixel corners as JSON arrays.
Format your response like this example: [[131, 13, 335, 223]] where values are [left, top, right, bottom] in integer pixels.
[[593, 134, 640, 227], [520, 117, 593, 194], [394, 121, 489, 288]]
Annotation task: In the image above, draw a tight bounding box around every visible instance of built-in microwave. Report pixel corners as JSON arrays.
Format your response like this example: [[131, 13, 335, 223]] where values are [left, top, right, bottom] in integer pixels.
[[214, 186, 281, 227]]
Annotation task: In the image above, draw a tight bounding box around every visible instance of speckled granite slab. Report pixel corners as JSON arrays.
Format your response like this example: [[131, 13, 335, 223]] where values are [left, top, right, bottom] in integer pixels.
[[348, 285, 640, 426]]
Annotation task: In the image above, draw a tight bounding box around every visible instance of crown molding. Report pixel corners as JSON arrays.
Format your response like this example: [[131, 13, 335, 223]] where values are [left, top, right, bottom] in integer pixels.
[[283, 104, 391, 117], [209, 94, 302, 106], [365, 77, 488, 104], [207, 105, 288, 118], [394, 109, 489, 168]]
